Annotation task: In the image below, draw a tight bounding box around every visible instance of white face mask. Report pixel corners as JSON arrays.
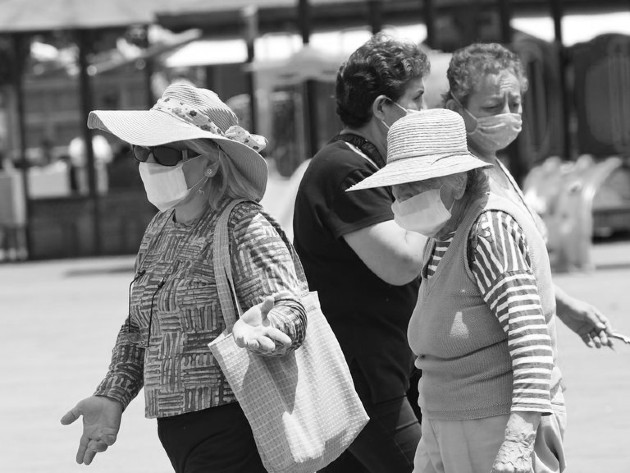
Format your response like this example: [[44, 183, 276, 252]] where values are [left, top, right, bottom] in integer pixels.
[[380, 99, 421, 132], [139, 157, 206, 212], [390, 100, 421, 116], [451, 93, 522, 153], [466, 111, 522, 153], [391, 188, 452, 237]]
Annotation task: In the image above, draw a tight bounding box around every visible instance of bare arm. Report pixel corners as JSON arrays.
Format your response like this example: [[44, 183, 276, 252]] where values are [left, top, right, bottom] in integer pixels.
[[554, 284, 613, 348], [343, 219, 427, 285]]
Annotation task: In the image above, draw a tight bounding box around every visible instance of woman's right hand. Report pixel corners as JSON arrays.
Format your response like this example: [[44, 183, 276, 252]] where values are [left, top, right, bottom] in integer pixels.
[[60, 396, 123, 465], [491, 411, 540, 473], [233, 296, 292, 356]]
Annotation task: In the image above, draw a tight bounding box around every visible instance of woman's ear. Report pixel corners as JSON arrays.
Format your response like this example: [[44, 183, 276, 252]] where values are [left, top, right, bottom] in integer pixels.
[[372, 95, 390, 121], [445, 96, 458, 112], [453, 174, 468, 200], [204, 161, 220, 177]]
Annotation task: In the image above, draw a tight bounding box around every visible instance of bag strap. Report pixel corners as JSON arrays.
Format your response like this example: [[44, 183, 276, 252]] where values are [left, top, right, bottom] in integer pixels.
[[213, 199, 245, 330]]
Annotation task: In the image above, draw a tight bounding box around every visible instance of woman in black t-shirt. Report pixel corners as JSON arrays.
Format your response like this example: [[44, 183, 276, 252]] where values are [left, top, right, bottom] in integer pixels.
[[293, 33, 430, 473]]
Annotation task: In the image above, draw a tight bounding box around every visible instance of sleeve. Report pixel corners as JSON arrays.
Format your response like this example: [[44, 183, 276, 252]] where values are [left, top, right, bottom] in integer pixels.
[[229, 203, 307, 354], [93, 323, 145, 409], [93, 255, 146, 409], [469, 210, 554, 415], [324, 148, 395, 238], [92, 213, 167, 408]]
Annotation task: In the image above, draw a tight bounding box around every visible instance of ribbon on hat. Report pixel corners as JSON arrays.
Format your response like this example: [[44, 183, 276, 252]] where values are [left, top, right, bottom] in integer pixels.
[[153, 97, 267, 152], [224, 125, 267, 152]]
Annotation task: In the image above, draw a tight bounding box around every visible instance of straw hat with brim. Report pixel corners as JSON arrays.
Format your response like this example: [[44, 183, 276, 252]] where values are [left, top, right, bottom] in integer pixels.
[[347, 108, 491, 191], [88, 82, 268, 201]]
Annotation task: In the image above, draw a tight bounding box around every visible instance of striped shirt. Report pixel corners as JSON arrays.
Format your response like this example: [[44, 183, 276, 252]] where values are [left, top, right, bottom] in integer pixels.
[[426, 209, 554, 413]]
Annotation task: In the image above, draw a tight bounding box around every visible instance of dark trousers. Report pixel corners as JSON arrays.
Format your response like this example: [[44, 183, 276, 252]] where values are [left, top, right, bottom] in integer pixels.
[[157, 402, 267, 473], [319, 365, 422, 473]]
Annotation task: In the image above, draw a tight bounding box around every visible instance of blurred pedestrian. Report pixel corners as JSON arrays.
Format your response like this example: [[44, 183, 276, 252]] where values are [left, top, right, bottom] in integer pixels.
[[350, 108, 566, 473], [444, 42, 613, 349], [60, 82, 307, 472], [293, 33, 429, 473]]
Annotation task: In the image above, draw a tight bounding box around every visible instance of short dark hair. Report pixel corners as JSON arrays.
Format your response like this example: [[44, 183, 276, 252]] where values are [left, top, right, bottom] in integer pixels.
[[445, 43, 528, 107], [336, 33, 430, 128]]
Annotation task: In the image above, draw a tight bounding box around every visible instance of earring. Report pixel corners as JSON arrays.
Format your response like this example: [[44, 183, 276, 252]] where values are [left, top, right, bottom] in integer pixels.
[[205, 162, 220, 177]]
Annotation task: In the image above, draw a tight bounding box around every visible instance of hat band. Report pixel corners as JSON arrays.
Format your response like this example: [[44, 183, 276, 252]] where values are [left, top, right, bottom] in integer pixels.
[[152, 98, 267, 152], [390, 147, 469, 162]]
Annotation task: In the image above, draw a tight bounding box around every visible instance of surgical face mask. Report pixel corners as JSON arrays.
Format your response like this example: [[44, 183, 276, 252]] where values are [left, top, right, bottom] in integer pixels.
[[139, 156, 206, 212], [466, 111, 522, 153], [451, 93, 522, 152], [390, 100, 421, 116], [391, 188, 452, 237], [380, 99, 421, 131]]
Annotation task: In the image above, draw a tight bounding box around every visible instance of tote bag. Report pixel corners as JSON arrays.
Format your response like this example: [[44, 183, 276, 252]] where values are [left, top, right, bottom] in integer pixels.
[[208, 199, 369, 473]]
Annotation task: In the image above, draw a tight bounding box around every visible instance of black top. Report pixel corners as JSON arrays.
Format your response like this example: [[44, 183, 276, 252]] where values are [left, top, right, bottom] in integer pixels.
[[293, 135, 420, 403]]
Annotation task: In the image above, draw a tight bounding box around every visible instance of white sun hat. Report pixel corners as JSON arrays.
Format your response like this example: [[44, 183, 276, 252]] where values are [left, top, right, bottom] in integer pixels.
[[88, 82, 268, 201], [348, 108, 491, 191]]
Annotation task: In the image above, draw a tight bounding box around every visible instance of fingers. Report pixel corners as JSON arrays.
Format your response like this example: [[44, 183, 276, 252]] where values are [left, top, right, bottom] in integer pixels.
[[77, 435, 113, 464], [60, 406, 81, 425], [82, 440, 109, 465], [252, 337, 275, 353], [581, 332, 594, 348], [259, 296, 275, 320], [597, 330, 611, 348], [265, 327, 292, 346], [76, 434, 90, 464], [245, 329, 292, 355]]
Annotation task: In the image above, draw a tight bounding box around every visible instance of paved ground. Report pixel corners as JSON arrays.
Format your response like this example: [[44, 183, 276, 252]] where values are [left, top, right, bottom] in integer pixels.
[[1, 235, 629, 473]]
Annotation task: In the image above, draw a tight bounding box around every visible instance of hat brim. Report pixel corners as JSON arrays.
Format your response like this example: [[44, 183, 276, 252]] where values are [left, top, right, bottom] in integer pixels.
[[347, 153, 492, 191], [88, 109, 268, 201]]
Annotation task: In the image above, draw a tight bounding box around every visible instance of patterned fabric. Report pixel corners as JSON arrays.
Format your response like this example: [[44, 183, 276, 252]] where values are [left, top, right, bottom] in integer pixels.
[[153, 96, 267, 152], [94, 199, 307, 418], [425, 209, 553, 413]]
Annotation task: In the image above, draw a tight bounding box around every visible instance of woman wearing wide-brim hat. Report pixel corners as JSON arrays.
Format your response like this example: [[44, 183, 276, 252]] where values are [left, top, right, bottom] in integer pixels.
[[60, 82, 307, 473], [350, 108, 567, 473]]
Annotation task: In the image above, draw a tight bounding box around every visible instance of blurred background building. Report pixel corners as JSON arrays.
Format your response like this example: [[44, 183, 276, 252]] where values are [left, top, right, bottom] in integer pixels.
[[0, 0, 628, 266]]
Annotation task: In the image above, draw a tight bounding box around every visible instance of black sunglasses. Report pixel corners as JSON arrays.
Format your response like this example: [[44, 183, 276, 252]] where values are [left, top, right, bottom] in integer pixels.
[[133, 145, 200, 167]]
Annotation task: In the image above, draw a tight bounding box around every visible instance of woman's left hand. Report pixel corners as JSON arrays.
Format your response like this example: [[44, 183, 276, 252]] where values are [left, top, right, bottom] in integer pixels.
[[555, 285, 613, 349], [491, 438, 534, 473], [233, 296, 293, 356]]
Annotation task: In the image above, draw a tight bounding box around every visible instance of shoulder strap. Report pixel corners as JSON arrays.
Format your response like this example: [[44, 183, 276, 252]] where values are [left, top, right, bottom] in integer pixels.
[[213, 199, 245, 330], [332, 133, 385, 169]]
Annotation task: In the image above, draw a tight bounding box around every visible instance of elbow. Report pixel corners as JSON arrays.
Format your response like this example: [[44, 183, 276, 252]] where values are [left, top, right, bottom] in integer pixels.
[[378, 256, 422, 286]]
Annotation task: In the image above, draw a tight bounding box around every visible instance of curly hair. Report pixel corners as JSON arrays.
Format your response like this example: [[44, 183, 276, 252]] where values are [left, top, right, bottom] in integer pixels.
[[444, 43, 528, 107], [336, 32, 430, 128]]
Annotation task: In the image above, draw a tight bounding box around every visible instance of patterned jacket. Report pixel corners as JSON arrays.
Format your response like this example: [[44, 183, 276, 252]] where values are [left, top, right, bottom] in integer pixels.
[[94, 199, 307, 418]]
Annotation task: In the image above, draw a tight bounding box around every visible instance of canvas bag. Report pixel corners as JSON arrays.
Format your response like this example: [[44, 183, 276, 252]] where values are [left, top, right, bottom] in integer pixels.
[[208, 199, 369, 473]]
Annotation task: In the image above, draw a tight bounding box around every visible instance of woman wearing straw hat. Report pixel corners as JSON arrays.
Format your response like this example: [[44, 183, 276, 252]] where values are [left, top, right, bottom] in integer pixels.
[[443, 42, 613, 351], [60, 82, 307, 472], [349, 108, 566, 473], [294, 33, 429, 472]]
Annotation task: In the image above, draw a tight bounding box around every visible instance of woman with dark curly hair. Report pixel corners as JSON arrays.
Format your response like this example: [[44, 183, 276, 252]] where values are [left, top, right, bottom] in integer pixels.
[[293, 33, 430, 473]]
